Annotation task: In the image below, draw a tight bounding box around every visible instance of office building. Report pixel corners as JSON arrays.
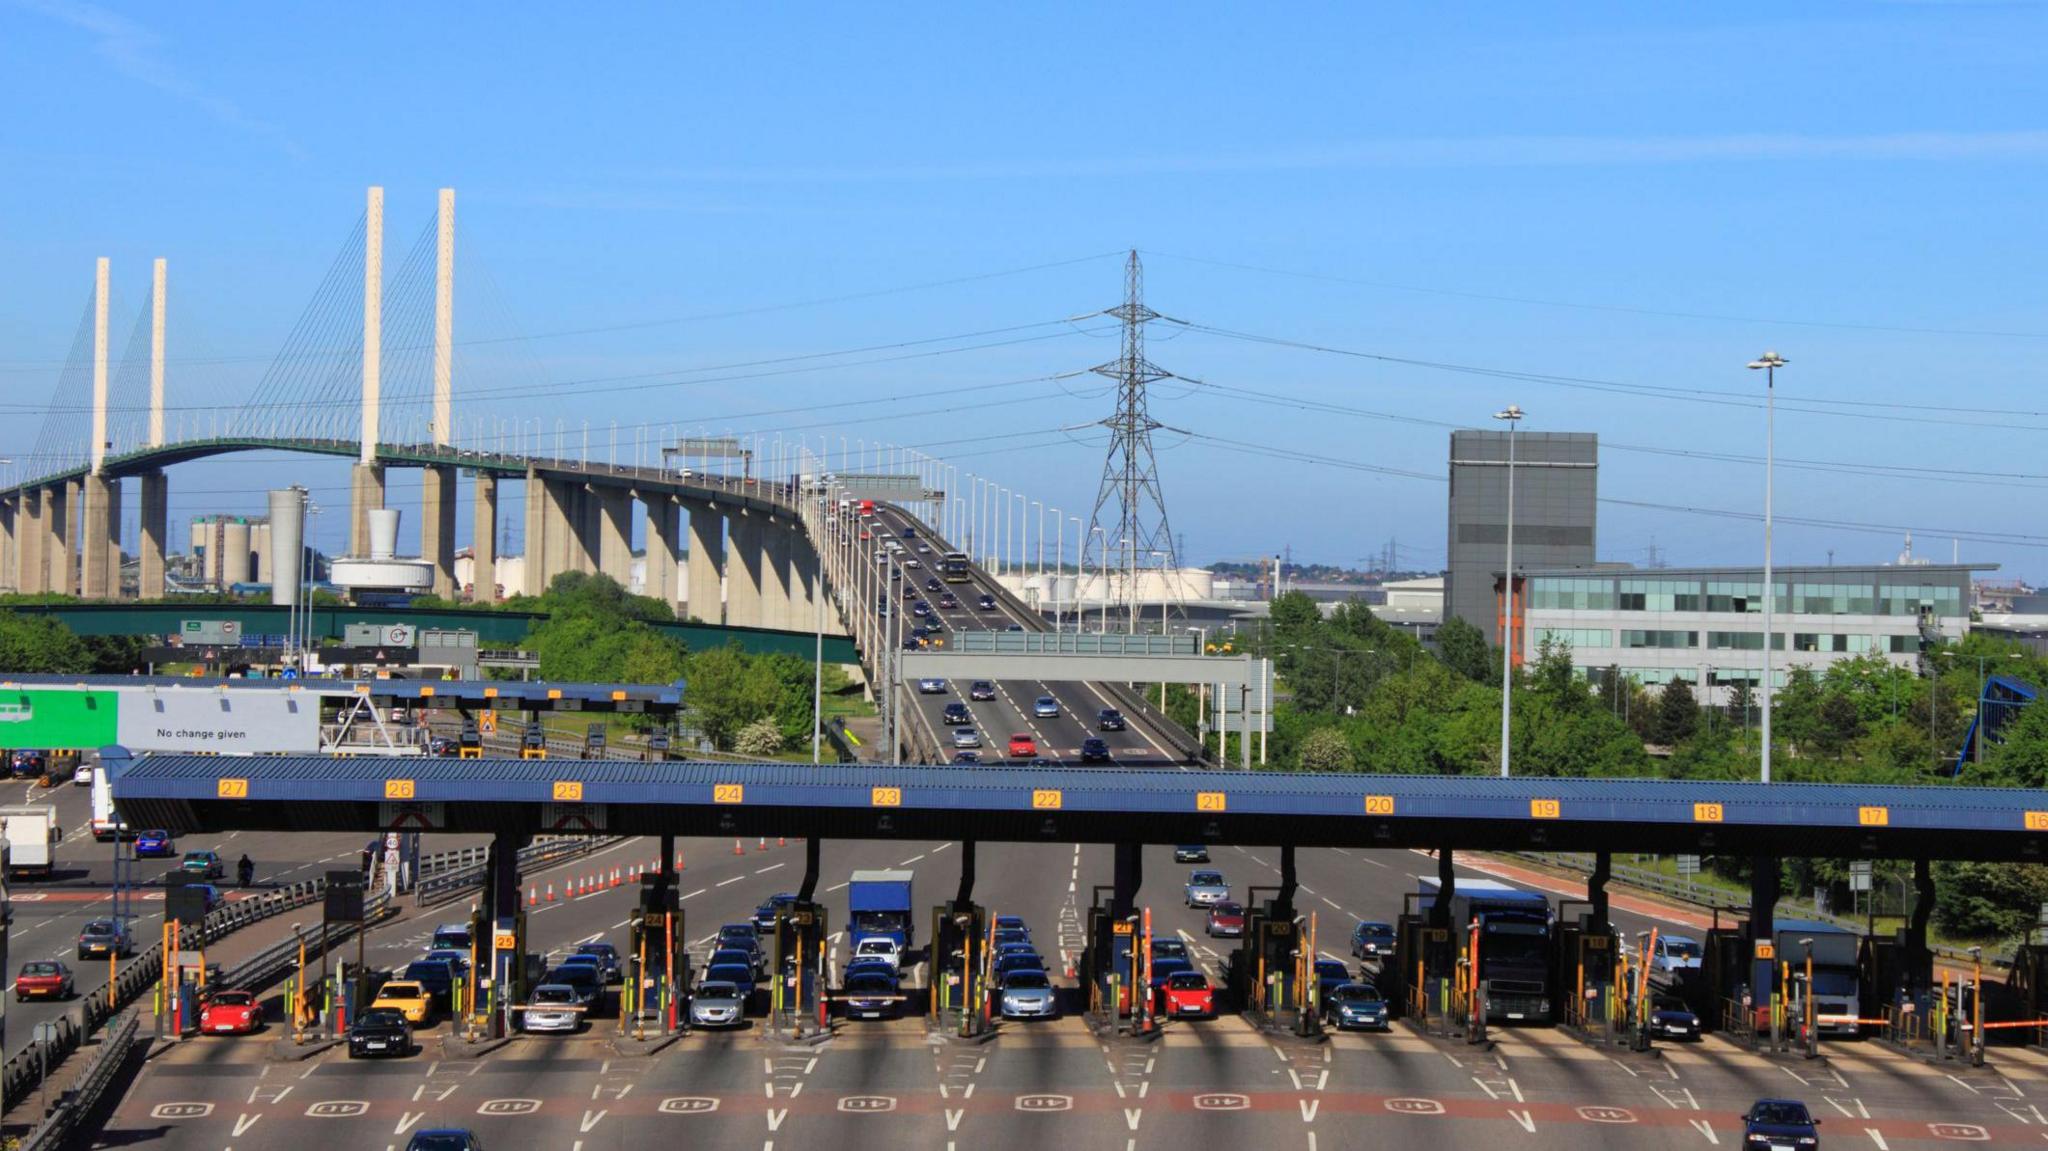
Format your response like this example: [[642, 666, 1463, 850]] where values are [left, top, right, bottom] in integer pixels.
[[1445, 429, 1597, 646], [1513, 562, 1987, 704]]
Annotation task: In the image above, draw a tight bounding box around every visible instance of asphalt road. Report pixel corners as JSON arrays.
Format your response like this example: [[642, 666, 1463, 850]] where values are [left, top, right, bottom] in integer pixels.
[[84, 832, 2048, 1149]]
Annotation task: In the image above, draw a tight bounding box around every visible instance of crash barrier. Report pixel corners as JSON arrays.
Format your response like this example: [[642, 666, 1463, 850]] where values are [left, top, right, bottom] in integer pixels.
[[0, 879, 325, 1113], [16, 1009, 140, 1151], [415, 836, 623, 908], [222, 889, 396, 1006]]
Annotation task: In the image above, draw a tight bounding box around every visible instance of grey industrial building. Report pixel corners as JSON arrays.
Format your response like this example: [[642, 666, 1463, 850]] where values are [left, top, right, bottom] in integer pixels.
[[1445, 429, 1598, 645]]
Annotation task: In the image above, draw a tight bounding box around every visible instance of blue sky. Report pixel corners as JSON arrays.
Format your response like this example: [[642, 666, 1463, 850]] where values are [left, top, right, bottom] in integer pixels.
[[3, 3, 2046, 579]]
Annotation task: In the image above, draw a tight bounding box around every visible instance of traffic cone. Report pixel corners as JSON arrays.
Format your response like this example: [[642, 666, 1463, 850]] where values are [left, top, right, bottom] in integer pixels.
[[527, 889, 537, 908], [676, 850, 685, 871], [759, 836, 768, 851], [546, 883, 555, 902], [733, 839, 745, 856], [778, 837, 787, 848]]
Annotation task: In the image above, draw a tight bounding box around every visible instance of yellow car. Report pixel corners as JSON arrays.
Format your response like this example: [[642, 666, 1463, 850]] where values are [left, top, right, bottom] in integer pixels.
[[368, 980, 433, 1024]]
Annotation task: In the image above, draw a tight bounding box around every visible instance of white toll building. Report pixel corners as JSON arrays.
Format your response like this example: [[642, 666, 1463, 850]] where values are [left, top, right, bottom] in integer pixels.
[[1501, 562, 1989, 705]]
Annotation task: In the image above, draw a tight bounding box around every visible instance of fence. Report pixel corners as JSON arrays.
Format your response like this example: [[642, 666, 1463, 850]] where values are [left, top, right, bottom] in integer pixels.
[[414, 835, 621, 909], [0, 878, 325, 1114], [16, 1010, 138, 1151]]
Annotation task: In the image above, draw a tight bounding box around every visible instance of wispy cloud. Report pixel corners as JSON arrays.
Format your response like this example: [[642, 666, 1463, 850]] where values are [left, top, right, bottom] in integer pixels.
[[615, 130, 2048, 185], [17, 0, 303, 159]]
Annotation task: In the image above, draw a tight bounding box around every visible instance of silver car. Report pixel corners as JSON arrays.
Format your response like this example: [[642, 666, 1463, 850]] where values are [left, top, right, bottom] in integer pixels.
[[999, 969, 1057, 1020], [1033, 695, 1059, 718], [520, 984, 582, 1033], [951, 727, 982, 749], [690, 981, 746, 1028], [1184, 870, 1230, 908]]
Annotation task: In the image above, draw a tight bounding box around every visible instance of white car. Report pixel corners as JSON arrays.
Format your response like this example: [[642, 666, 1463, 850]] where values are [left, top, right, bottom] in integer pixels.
[[73, 763, 94, 786], [850, 936, 902, 972]]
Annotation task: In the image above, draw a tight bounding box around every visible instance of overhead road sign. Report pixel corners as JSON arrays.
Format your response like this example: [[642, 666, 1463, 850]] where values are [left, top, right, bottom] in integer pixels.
[[666, 437, 748, 460], [898, 651, 1255, 686], [106, 754, 2048, 863], [0, 674, 685, 714], [831, 474, 928, 502], [950, 632, 1198, 657]]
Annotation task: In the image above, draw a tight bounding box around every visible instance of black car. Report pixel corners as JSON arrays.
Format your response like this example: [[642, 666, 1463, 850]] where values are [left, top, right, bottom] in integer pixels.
[[1097, 708, 1126, 731], [924, 578, 942, 592], [942, 702, 972, 725], [347, 1008, 414, 1059], [402, 959, 458, 1010], [1080, 738, 1111, 764], [1650, 995, 1701, 1040], [969, 681, 996, 701], [1741, 1099, 1818, 1147], [754, 893, 798, 933], [976, 594, 997, 611], [1173, 845, 1209, 863], [1350, 921, 1396, 961]]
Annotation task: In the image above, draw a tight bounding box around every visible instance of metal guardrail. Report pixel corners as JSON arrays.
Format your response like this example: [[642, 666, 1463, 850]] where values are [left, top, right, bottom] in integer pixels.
[[17, 1010, 138, 1151], [414, 835, 622, 909], [0, 878, 325, 1114], [216, 890, 395, 996]]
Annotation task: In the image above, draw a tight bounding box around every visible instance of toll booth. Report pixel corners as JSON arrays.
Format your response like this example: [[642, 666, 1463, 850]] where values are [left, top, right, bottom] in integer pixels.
[[1699, 926, 1755, 1033], [519, 722, 547, 759], [1390, 904, 1458, 1024], [769, 900, 827, 1035], [457, 718, 483, 759], [581, 723, 607, 760], [2008, 945, 2048, 1039], [1231, 896, 1313, 1034], [1553, 900, 1618, 1033], [1861, 932, 1902, 1021], [645, 725, 671, 762], [487, 911, 531, 1032], [929, 903, 987, 1031], [1079, 897, 1146, 1030], [627, 878, 686, 1032]]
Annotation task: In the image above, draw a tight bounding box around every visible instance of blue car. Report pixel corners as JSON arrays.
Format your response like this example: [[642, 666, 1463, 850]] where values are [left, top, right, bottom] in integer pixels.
[[1741, 1099, 1818, 1147], [135, 830, 176, 858], [1313, 959, 1351, 1000], [405, 1130, 483, 1151], [1325, 983, 1390, 1030], [704, 962, 756, 999], [993, 915, 1028, 937]]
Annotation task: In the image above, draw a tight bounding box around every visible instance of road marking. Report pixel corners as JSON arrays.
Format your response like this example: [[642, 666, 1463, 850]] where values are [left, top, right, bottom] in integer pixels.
[[716, 876, 745, 887], [1865, 1130, 1887, 1149], [755, 863, 785, 875], [234, 1114, 261, 1136]]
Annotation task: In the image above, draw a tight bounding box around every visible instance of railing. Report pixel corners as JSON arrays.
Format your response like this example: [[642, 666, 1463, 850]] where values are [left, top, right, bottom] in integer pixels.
[[0, 878, 326, 1113], [414, 835, 622, 909], [218, 889, 395, 998], [16, 1010, 139, 1151]]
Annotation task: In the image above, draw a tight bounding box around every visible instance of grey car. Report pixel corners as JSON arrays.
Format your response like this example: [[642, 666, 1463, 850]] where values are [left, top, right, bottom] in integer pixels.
[[951, 726, 982, 749], [690, 981, 746, 1028], [1184, 870, 1230, 908], [520, 984, 582, 1033], [1033, 695, 1060, 719], [76, 918, 135, 960]]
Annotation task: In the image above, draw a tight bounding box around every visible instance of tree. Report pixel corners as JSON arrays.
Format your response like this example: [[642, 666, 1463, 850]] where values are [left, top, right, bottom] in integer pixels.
[[1934, 860, 2048, 941], [734, 719, 785, 758], [1983, 698, 2048, 788], [1268, 591, 1321, 635], [1435, 616, 1494, 683], [685, 643, 781, 750], [1812, 693, 1863, 758], [1649, 677, 1699, 746], [1296, 726, 1354, 772], [0, 612, 91, 674], [1774, 666, 1823, 753]]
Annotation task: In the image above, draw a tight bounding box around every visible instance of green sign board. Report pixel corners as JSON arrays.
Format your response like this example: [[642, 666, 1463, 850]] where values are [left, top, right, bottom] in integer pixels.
[[0, 689, 120, 750]]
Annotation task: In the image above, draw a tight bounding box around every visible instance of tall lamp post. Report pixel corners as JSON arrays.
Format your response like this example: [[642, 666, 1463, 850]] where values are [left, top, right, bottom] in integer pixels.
[[1747, 351, 1787, 782], [1494, 404, 1523, 778]]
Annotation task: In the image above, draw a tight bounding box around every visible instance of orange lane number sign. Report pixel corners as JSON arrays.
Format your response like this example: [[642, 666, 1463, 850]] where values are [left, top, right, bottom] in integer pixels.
[[1858, 806, 1889, 827], [713, 784, 745, 804], [1530, 798, 1561, 820], [871, 787, 902, 807], [1032, 789, 1063, 810], [551, 781, 584, 803], [1365, 795, 1396, 816], [216, 778, 249, 799], [1692, 802, 1724, 823], [385, 779, 416, 801], [1196, 792, 1226, 812], [2027, 811, 2048, 832]]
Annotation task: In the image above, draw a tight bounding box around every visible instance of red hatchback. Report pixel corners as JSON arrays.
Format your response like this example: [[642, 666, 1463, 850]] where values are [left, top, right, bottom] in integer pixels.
[[1205, 902, 1246, 938], [15, 960, 73, 1001], [200, 989, 263, 1035], [1159, 971, 1214, 1019], [1007, 734, 1038, 759]]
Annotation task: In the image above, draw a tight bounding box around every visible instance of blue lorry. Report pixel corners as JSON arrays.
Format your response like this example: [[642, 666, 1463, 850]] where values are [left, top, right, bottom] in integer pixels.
[[848, 869, 915, 951], [1418, 876, 1554, 1024]]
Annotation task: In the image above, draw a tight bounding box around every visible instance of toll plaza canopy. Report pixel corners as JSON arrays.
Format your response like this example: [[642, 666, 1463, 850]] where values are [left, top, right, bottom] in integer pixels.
[[1, 674, 685, 713], [108, 755, 2048, 861]]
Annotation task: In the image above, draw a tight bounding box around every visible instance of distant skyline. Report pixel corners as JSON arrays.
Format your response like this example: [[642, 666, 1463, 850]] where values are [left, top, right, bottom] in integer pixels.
[[3, 4, 2044, 582]]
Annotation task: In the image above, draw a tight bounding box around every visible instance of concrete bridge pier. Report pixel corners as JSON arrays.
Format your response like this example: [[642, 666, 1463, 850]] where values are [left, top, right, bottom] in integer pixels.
[[139, 471, 168, 600], [761, 519, 794, 629], [470, 472, 497, 602], [61, 477, 81, 595], [684, 501, 724, 623], [571, 484, 601, 574], [422, 464, 457, 597], [727, 513, 765, 627], [0, 495, 14, 592], [596, 487, 633, 587], [80, 473, 119, 598], [19, 488, 48, 594], [348, 464, 386, 559], [642, 495, 679, 609]]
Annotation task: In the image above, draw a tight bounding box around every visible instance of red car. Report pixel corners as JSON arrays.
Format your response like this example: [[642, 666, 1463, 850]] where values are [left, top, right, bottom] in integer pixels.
[[1007, 734, 1037, 759], [15, 960, 74, 1002], [200, 989, 263, 1034], [1205, 901, 1246, 938], [1159, 971, 1215, 1019]]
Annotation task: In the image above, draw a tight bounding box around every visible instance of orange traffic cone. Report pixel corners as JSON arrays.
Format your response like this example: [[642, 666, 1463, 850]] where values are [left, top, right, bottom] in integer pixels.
[[778, 837, 787, 848], [676, 850, 686, 871], [527, 889, 537, 908], [758, 836, 768, 851], [733, 839, 745, 856], [546, 883, 556, 902]]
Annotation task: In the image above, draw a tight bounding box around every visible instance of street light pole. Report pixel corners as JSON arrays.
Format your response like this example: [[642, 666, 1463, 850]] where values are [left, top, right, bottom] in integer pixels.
[[1748, 351, 1787, 783], [1494, 404, 1523, 778]]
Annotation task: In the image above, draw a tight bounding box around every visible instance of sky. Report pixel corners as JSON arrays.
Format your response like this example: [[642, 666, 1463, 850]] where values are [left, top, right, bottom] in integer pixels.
[[2, 3, 2045, 581]]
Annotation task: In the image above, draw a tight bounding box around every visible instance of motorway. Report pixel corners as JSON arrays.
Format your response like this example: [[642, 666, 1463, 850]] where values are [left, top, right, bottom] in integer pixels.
[[861, 502, 1191, 769], [84, 827, 2048, 1149]]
